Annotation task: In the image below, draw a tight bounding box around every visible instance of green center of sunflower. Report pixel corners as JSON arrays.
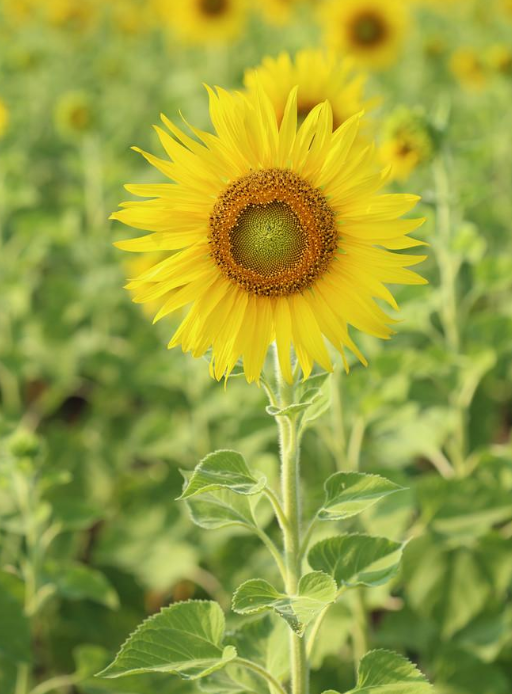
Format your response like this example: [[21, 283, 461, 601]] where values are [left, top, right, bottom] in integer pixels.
[[352, 12, 386, 46], [209, 169, 338, 296], [230, 201, 306, 277]]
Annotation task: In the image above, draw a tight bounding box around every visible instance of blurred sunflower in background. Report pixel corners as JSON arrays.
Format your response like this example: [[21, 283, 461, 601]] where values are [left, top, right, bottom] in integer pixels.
[[112, 85, 426, 384], [321, 0, 409, 70], [486, 44, 512, 77], [0, 98, 9, 139], [54, 91, 96, 138], [260, 0, 299, 25], [379, 107, 434, 182], [103, 0, 156, 36], [244, 49, 376, 131], [45, 0, 99, 31], [450, 47, 488, 90], [156, 0, 249, 45]]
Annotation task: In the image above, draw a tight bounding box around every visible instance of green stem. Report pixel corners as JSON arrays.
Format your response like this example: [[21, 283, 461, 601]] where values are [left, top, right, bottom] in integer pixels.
[[236, 657, 288, 694], [351, 590, 368, 670], [306, 587, 347, 659], [433, 152, 460, 354], [433, 151, 468, 477], [255, 527, 287, 583], [263, 487, 289, 533], [29, 674, 79, 694], [275, 356, 308, 694]]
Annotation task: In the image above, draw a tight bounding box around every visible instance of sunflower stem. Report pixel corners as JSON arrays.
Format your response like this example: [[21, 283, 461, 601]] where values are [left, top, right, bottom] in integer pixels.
[[274, 351, 309, 694]]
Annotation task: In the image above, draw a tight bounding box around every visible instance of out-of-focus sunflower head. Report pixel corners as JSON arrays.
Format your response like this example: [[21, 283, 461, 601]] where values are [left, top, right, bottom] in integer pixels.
[[104, 0, 156, 36], [45, 0, 99, 31], [0, 98, 9, 140], [486, 44, 512, 77], [260, 0, 299, 25], [321, 0, 409, 70], [54, 91, 96, 138], [244, 49, 377, 134], [156, 0, 248, 45], [380, 107, 435, 182], [450, 47, 488, 90]]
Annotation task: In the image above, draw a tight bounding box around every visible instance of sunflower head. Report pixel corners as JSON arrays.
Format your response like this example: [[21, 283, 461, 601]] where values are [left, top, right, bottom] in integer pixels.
[[156, 0, 248, 44], [380, 107, 435, 182], [450, 48, 488, 91], [45, 0, 98, 31], [486, 44, 512, 77], [260, 0, 299, 25], [244, 50, 376, 134], [112, 82, 426, 384], [55, 91, 96, 137], [0, 98, 9, 140], [321, 0, 408, 70]]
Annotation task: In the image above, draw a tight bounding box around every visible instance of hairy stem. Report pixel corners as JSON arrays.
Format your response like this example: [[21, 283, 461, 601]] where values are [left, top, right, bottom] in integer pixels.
[[275, 355, 309, 694]]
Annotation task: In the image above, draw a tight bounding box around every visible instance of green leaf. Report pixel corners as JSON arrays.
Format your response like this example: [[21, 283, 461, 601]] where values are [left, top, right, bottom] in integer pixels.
[[185, 487, 258, 530], [178, 450, 266, 500], [266, 388, 322, 417], [232, 572, 337, 636], [343, 649, 432, 693], [318, 472, 405, 522], [308, 535, 404, 588], [45, 562, 119, 609], [0, 574, 31, 663], [98, 600, 237, 680]]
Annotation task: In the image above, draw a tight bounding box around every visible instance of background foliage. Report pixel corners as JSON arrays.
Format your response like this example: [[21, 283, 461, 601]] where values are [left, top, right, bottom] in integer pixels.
[[1, 1, 512, 693]]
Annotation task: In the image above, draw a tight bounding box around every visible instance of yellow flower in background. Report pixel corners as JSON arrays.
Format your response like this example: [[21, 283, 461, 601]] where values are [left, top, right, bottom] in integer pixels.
[[156, 0, 248, 44], [1, 0, 39, 24], [260, 0, 299, 25], [45, 0, 99, 31], [450, 48, 487, 90], [55, 91, 95, 138], [0, 99, 9, 139], [321, 0, 408, 70], [112, 83, 426, 384], [104, 0, 156, 36], [486, 44, 512, 77], [244, 49, 376, 132], [379, 107, 434, 182]]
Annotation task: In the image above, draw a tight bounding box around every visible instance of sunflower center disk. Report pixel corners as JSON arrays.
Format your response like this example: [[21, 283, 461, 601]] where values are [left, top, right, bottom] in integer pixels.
[[230, 202, 306, 277], [352, 13, 386, 46], [209, 169, 338, 296]]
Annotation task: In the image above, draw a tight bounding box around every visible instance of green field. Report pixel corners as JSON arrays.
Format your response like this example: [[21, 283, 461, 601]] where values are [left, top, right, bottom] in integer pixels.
[[1, 1, 512, 693]]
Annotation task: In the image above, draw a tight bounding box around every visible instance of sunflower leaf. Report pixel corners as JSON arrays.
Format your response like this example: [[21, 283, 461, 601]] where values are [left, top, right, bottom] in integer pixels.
[[308, 535, 404, 588], [185, 486, 258, 531], [266, 388, 322, 417], [232, 571, 337, 636], [318, 472, 405, 521], [98, 600, 237, 680], [178, 450, 266, 500], [343, 649, 433, 693]]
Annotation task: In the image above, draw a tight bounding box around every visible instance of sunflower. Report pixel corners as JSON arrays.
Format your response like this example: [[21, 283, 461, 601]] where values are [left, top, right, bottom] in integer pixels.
[[0, 98, 9, 139], [486, 44, 512, 77], [244, 50, 376, 133], [112, 84, 426, 384], [321, 0, 408, 70], [155, 0, 248, 44], [450, 48, 487, 90], [259, 0, 299, 25], [45, 0, 99, 31], [379, 107, 434, 182]]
